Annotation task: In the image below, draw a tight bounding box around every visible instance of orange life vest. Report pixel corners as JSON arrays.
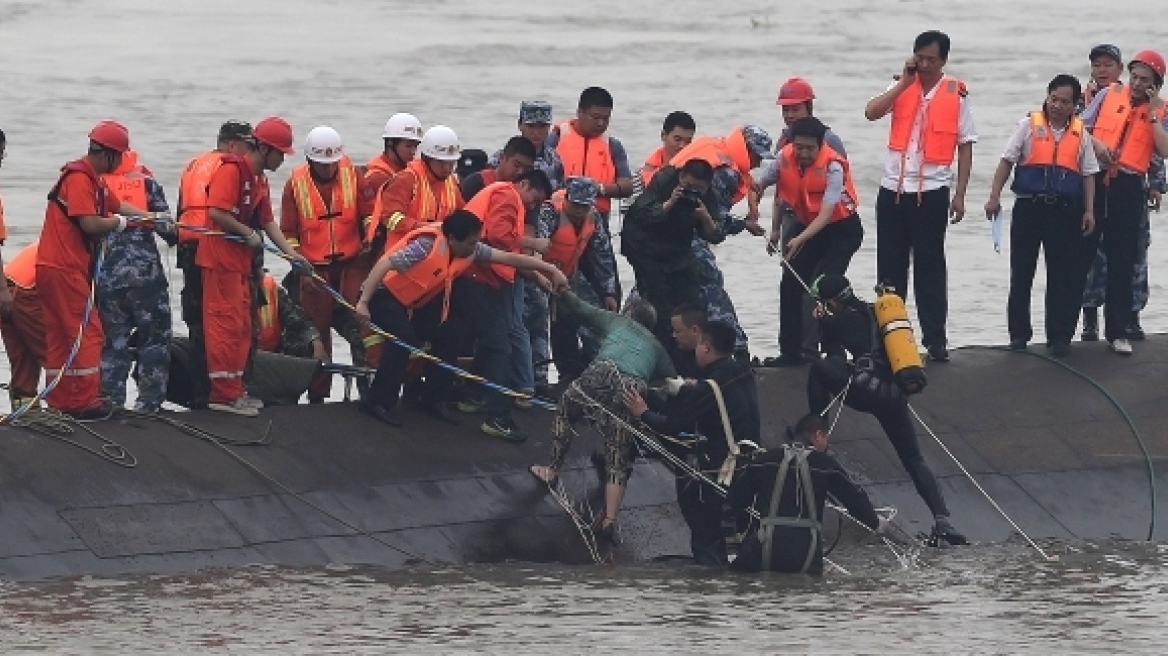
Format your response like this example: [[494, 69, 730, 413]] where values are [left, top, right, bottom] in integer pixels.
[[639, 148, 666, 189], [381, 226, 473, 320], [555, 120, 617, 215], [178, 150, 228, 245], [101, 160, 150, 217], [256, 274, 282, 352], [376, 159, 462, 251], [543, 192, 595, 278], [288, 158, 362, 264], [462, 182, 523, 284], [888, 76, 964, 166], [670, 130, 753, 204], [1093, 83, 1156, 176], [1012, 112, 1085, 197], [365, 152, 405, 184], [5, 240, 38, 289], [776, 144, 859, 225]]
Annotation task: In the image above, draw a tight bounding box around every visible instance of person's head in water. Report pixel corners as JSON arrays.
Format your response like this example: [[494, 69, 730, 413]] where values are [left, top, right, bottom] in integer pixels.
[[670, 302, 707, 352], [792, 413, 830, 452], [441, 209, 484, 258], [812, 273, 860, 314], [622, 298, 657, 330], [695, 320, 735, 367]]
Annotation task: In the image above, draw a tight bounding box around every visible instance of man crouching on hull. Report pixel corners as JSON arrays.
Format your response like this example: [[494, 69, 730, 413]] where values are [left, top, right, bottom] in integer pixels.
[[728, 414, 884, 574], [808, 274, 968, 546]]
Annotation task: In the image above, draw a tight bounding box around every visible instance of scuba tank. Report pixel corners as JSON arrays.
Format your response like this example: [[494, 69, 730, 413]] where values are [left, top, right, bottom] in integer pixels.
[[872, 283, 927, 394]]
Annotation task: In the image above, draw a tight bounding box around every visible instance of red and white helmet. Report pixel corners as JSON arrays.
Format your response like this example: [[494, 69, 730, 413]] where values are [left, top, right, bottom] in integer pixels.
[[305, 126, 344, 164]]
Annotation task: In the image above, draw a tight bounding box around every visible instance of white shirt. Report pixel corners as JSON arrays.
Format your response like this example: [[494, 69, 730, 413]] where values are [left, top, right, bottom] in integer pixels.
[[1001, 116, 1100, 175], [879, 77, 978, 193]]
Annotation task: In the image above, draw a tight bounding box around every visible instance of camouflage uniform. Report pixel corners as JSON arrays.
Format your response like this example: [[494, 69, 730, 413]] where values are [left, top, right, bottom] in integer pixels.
[[268, 282, 322, 358], [98, 177, 176, 412], [489, 100, 565, 190], [281, 270, 367, 368]]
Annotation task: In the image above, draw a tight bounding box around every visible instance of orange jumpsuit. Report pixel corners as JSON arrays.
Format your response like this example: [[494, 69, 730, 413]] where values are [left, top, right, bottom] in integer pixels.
[[36, 159, 118, 413], [196, 157, 270, 404]]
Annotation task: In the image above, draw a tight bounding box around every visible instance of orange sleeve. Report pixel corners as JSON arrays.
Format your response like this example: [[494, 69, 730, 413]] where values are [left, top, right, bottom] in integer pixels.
[[379, 171, 416, 222], [254, 176, 274, 227], [483, 194, 522, 253], [364, 169, 390, 199], [60, 173, 102, 219], [357, 175, 376, 219], [206, 164, 243, 215], [280, 178, 301, 240], [0, 193, 8, 242]]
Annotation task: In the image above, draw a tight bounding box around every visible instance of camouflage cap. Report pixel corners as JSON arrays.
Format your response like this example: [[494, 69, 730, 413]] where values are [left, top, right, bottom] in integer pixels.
[[741, 125, 774, 159], [217, 120, 253, 142], [519, 100, 553, 125], [564, 176, 598, 206]]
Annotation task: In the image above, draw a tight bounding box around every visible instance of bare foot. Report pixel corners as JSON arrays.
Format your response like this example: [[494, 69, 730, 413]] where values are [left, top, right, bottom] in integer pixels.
[[529, 464, 558, 484]]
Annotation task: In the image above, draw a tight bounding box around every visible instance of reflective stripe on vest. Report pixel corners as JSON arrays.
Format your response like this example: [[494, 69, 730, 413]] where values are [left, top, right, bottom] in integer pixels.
[[5, 240, 38, 289], [381, 226, 473, 321], [555, 121, 617, 215], [257, 274, 282, 352], [379, 160, 462, 252], [776, 144, 859, 224], [888, 76, 963, 171], [178, 151, 226, 244], [1093, 83, 1155, 176], [1012, 112, 1085, 198], [289, 158, 362, 264], [543, 192, 595, 278]]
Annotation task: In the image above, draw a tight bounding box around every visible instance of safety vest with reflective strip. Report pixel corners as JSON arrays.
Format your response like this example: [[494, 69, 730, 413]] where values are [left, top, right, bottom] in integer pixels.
[[776, 143, 859, 225], [288, 158, 362, 264], [1093, 83, 1156, 176], [177, 151, 226, 244], [555, 120, 617, 215], [5, 240, 38, 289], [670, 130, 753, 205], [381, 226, 474, 321], [257, 274, 282, 352], [543, 192, 595, 278], [1012, 112, 1084, 198], [374, 159, 462, 252]]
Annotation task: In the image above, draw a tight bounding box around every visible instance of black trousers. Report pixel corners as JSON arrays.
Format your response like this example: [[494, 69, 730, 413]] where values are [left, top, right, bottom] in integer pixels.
[[629, 255, 701, 351], [366, 287, 460, 410], [1008, 196, 1087, 345], [550, 309, 586, 384], [808, 356, 949, 518], [177, 243, 209, 408], [1081, 172, 1145, 341], [875, 186, 950, 349], [449, 278, 511, 417], [780, 213, 864, 357], [676, 476, 727, 566]]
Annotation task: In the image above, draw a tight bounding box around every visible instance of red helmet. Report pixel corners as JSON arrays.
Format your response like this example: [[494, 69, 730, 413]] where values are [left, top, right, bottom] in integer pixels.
[[1130, 49, 1166, 83], [88, 120, 130, 153], [253, 116, 295, 154], [776, 77, 816, 106]]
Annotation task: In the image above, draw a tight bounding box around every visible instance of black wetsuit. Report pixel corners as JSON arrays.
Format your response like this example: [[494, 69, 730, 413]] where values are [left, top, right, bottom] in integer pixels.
[[727, 444, 878, 574], [640, 356, 759, 567], [808, 302, 950, 519]]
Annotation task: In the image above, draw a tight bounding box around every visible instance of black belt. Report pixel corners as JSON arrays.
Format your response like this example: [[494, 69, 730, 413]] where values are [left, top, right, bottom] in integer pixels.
[[1023, 194, 1076, 205]]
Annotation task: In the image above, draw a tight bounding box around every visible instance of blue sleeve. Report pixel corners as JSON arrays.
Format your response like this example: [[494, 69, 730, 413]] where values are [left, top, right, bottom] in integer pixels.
[[544, 126, 561, 151], [710, 167, 745, 234], [579, 213, 619, 299], [825, 130, 848, 158], [608, 137, 633, 179], [535, 202, 556, 239]]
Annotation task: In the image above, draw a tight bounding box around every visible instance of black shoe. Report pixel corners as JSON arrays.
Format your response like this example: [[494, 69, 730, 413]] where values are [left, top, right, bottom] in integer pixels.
[[417, 401, 460, 426], [71, 401, 116, 421], [534, 382, 557, 401], [482, 416, 525, 443], [1127, 312, 1145, 341], [358, 401, 400, 427], [1049, 342, 1070, 358], [929, 518, 969, 546], [1081, 307, 1099, 342], [1008, 339, 1027, 351], [763, 353, 807, 368], [927, 345, 950, 362]]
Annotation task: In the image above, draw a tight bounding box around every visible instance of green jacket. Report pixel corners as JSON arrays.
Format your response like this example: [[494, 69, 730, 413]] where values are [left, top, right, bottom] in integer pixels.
[[560, 291, 676, 381]]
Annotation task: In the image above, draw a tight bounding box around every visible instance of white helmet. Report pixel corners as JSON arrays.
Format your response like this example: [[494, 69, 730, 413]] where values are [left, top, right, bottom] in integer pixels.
[[418, 125, 461, 161], [305, 125, 344, 164], [382, 113, 424, 141]]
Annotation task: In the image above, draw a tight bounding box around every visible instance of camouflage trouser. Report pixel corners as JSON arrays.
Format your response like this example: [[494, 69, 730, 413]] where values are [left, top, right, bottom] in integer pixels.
[[1083, 204, 1151, 311], [523, 280, 551, 386], [694, 239, 748, 351], [551, 360, 645, 486], [98, 278, 172, 411]]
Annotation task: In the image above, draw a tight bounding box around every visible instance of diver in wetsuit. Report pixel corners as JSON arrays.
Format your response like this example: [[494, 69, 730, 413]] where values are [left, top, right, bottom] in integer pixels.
[[728, 414, 883, 574], [808, 273, 968, 546]]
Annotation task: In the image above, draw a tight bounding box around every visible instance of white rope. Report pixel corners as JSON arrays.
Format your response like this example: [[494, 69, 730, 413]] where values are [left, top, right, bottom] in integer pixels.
[[908, 403, 1058, 562]]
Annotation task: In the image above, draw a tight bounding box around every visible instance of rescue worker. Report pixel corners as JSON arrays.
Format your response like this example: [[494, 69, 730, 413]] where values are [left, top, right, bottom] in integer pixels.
[[98, 151, 177, 413], [548, 88, 633, 227], [354, 209, 568, 427], [460, 136, 536, 201], [489, 100, 564, 190], [622, 159, 721, 350], [864, 30, 978, 363], [807, 274, 967, 545], [199, 116, 309, 417], [365, 113, 424, 196], [757, 117, 864, 366], [0, 240, 47, 410], [529, 290, 675, 544], [255, 273, 328, 362], [176, 120, 255, 408], [532, 177, 620, 387], [728, 414, 885, 575], [373, 125, 465, 253], [1079, 47, 1168, 346], [771, 77, 848, 155], [667, 301, 707, 377], [624, 320, 761, 567], [280, 125, 371, 402], [668, 125, 772, 356], [1078, 49, 1168, 355], [636, 111, 696, 191], [984, 75, 1099, 356], [37, 121, 148, 418], [456, 171, 554, 440]]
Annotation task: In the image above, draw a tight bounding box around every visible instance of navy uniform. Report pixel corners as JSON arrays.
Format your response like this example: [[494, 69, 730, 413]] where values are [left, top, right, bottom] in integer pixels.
[[489, 101, 565, 190]]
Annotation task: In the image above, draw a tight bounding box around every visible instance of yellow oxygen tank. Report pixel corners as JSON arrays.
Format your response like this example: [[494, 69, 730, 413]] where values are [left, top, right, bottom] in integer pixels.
[[872, 285, 927, 394]]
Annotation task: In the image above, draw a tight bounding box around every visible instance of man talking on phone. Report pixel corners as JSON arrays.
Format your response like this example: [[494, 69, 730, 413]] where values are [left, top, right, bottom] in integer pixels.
[[864, 30, 977, 363]]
